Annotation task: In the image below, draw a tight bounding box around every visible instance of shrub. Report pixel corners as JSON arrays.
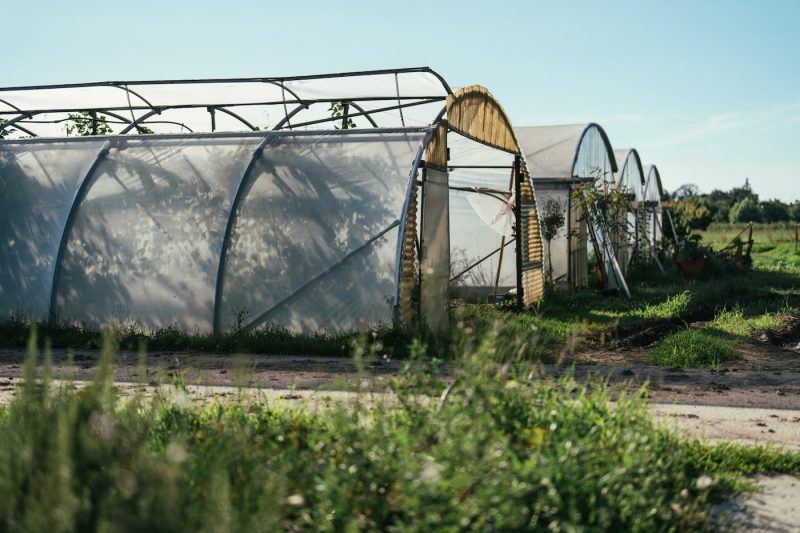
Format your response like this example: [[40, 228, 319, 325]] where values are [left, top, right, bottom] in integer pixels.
[[729, 197, 762, 223]]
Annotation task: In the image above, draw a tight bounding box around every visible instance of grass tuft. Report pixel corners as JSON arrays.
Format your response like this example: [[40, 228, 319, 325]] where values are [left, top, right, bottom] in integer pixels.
[[648, 329, 738, 369]]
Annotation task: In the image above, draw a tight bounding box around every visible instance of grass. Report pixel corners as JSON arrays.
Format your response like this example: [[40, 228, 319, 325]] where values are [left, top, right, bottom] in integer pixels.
[[647, 329, 738, 369], [2, 331, 800, 531]]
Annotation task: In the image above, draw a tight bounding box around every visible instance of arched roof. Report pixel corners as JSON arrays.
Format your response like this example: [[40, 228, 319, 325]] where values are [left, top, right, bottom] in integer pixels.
[[643, 164, 664, 203], [515, 123, 618, 180], [445, 85, 519, 154], [614, 148, 645, 200]]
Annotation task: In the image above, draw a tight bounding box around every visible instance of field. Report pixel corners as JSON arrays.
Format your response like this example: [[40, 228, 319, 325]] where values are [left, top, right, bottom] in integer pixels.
[[1, 222, 800, 530]]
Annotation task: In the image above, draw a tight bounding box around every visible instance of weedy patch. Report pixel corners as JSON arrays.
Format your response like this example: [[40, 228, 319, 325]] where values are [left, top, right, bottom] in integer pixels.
[[1, 330, 800, 531]]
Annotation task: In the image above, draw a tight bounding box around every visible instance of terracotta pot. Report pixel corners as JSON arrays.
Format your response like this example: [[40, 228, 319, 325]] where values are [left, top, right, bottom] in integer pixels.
[[677, 257, 707, 279]]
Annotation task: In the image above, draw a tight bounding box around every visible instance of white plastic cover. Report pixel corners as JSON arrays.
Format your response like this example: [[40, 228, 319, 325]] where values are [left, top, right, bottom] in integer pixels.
[[0, 140, 107, 319], [1, 130, 426, 332]]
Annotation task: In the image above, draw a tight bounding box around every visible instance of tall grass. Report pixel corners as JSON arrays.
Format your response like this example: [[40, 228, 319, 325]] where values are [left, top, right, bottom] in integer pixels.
[[2, 330, 800, 531]]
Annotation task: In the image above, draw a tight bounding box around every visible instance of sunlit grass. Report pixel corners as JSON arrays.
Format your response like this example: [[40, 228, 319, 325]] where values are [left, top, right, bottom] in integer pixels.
[[648, 329, 738, 369]]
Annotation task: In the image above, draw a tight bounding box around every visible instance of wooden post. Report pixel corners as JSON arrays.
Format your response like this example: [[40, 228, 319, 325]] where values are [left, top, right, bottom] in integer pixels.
[[513, 155, 524, 310]]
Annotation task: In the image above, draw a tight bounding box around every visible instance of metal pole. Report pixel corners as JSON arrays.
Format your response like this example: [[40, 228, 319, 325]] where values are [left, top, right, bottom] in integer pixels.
[[513, 155, 524, 310]]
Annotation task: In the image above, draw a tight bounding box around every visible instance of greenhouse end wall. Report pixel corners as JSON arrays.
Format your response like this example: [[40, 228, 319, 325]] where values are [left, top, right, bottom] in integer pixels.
[[0, 130, 427, 333]]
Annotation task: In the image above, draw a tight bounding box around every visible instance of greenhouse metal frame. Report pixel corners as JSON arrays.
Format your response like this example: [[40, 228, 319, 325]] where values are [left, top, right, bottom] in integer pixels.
[[0, 68, 545, 334], [515, 123, 627, 294]]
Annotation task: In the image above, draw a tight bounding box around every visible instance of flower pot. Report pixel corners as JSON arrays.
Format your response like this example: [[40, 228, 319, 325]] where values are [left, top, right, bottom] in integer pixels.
[[677, 257, 707, 279]]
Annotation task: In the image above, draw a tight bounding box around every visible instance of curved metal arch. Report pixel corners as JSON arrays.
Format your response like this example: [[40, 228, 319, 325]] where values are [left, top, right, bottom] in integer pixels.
[[208, 106, 259, 131], [0, 111, 36, 132], [212, 133, 275, 333], [272, 103, 308, 130], [48, 140, 114, 323], [111, 83, 154, 108], [9, 123, 37, 137], [391, 126, 436, 323], [570, 122, 619, 177], [259, 80, 304, 105], [0, 98, 24, 113], [615, 148, 645, 188], [344, 102, 379, 128], [118, 108, 162, 134]]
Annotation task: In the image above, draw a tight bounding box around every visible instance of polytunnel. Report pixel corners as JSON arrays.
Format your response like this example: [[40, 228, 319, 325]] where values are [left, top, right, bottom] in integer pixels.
[[0, 68, 545, 334], [613, 148, 645, 273], [642, 164, 667, 257], [516, 123, 627, 293]]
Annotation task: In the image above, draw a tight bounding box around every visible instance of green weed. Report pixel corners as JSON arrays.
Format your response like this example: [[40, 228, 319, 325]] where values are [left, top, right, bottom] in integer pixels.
[[648, 329, 738, 369], [3, 330, 798, 530]]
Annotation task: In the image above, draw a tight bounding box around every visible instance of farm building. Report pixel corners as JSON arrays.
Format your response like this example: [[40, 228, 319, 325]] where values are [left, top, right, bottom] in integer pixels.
[[516, 123, 625, 292], [613, 148, 645, 273], [0, 68, 545, 334]]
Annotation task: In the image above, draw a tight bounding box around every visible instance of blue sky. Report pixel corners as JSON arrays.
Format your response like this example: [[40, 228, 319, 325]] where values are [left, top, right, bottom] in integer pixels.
[[5, 0, 799, 200]]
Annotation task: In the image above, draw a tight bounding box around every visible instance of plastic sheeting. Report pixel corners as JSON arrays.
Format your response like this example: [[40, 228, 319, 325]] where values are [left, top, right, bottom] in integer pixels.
[[447, 134, 517, 297], [0, 130, 427, 333], [0, 140, 107, 318]]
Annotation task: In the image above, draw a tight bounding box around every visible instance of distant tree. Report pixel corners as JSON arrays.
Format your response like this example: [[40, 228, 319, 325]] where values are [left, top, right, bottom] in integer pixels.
[[672, 196, 712, 238], [760, 200, 790, 223], [671, 183, 700, 200], [788, 202, 800, 223], [729, 197, 762, 223], [706, 180, 758, 222]]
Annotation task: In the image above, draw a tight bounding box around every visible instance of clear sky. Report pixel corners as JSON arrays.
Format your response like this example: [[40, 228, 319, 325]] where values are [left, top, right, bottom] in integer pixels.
[[5, 0, 799, 200]]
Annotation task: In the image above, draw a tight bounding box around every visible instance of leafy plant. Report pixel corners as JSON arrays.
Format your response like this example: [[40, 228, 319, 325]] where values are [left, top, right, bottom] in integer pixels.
[[0, 118, 14, 139], [65, 111, 113, 136], [328, 101, 357, 130], [538, 197, 566, 284], [671, 196, 713, 239]]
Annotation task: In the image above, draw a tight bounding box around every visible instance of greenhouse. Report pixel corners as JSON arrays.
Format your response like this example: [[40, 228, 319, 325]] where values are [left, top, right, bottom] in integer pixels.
[[613, 148, 645, 274], [642, 164, 667, 258], [0, 68, 544, 334], [516, 123, 626, 292]]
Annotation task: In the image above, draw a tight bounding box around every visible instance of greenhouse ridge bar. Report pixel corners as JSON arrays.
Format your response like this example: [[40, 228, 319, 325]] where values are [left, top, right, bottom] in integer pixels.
[[0, 68, 545, 334]]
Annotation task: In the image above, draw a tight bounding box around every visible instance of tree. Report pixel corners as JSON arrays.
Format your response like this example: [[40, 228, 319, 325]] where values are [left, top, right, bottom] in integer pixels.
[[760, 200, 790, 223], [789, 202, 800, 223], [538, 197, 566, 284], [729, 197, 762, 223], [672, 196, 712, 238]]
